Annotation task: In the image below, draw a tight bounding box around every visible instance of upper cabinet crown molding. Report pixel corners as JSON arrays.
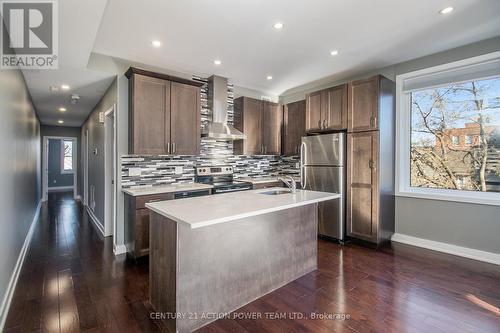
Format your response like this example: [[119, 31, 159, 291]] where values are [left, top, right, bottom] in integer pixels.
[[125, 67, 204, 87]]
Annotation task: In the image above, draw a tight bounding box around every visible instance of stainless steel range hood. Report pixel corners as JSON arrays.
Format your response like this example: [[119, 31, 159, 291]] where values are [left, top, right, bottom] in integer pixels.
[[202, 75, 246, 140]]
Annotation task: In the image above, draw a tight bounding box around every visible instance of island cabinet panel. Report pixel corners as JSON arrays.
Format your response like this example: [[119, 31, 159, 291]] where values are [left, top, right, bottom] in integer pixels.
[[130, 74, 171, 155], [149, 205, 318, 333], [347, 75, 380, 132], [234, 97, 281, 155], [306, 84, 347, 132], [283, 100, 306, 156], [261, 101, 282, 155], [170, 82, 201, 155], [126, 67, 202, 155]]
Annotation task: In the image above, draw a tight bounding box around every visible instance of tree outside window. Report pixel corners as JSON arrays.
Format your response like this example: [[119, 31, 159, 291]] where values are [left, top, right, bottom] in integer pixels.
[[410, 77, 500, 193]]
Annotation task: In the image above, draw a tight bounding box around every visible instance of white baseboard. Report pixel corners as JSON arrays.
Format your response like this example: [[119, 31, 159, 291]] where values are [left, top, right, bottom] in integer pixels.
[[391, 233, 500, 266], [113, 244, 127, 255], [0, 200, 42, 331], [48, 186, 74, 192], [85, 206, 104, 236]]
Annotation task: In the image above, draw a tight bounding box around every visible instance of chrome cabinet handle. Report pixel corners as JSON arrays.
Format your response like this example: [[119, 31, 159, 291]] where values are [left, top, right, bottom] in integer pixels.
[[166, 142, 170, 154], [318, 120, 321, 128], [323, 120, 327, 128], [172, 142, 176, 154]]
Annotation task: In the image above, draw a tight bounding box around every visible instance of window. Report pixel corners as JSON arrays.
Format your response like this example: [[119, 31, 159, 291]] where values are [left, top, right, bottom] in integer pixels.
[[397, 53, 500, 205], [61, 139, 74, 173], [465, 135, 473, 145]]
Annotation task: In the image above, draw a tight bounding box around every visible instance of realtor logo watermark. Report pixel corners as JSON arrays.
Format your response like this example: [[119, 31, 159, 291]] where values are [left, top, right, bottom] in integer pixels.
[[1, 0, 58, 69]]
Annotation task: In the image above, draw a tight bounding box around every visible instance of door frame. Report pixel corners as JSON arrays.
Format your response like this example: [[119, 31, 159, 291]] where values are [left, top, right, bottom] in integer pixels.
[[104, 104, 117, 237], [83, 129, 89, 206], [42, 136, 78, 201]]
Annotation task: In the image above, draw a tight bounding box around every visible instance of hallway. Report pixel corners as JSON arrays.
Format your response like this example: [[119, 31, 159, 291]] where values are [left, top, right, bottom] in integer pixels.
[[3, 192, 161, 332]]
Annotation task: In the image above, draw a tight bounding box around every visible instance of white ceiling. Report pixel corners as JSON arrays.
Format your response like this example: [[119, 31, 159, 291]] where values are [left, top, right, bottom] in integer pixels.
[[93, 0, 500, 96], [23, 0, 114, 127]]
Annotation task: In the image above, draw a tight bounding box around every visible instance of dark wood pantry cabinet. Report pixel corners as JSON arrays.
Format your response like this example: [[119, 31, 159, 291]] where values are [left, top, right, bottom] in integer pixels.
[[346, 75, 395, 245], [126, 67, 202, 155], [282, 100, 306, 156], [233, 96, 282, 155]]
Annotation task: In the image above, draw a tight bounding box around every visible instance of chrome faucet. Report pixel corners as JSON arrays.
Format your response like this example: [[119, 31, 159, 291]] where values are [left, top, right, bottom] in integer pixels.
[[279, 176, 297, 193]]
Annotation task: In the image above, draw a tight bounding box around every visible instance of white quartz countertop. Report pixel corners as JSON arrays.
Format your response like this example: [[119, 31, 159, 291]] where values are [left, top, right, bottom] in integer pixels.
[[146, 187, 340, 229], [122, 183, 213, 196]]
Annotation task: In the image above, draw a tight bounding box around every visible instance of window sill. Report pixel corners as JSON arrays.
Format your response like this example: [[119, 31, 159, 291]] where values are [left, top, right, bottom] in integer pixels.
[[396, 188, 500, 207]]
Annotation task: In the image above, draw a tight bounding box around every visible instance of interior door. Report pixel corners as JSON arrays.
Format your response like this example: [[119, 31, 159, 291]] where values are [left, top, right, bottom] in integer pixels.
[[348, 76, 379, 132], [303, 166, 344, 240], [170, 82, 201, 155], [346, 131, 379, 242]]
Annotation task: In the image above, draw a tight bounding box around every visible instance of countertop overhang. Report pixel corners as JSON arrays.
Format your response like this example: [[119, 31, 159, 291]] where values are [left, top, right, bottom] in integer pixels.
[[146, 187, 340, 229]]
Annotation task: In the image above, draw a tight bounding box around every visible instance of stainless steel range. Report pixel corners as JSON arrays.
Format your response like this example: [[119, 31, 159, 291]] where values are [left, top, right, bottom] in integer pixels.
[[195, 166, 252, 194]]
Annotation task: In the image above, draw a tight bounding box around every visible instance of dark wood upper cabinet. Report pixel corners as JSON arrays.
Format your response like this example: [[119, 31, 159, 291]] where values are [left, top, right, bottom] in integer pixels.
[[129, 75, 171, 155], [305, 90, 322, 131], [283, 100, 306, 156], [126, 67, 202, 155], [347, 75, 380, 132], [234, 97, 262, 155], [306, 84, 347, 132], [261, 101, 282, 155], [170, 82, 201, 155], [234, 97, 281, 155]]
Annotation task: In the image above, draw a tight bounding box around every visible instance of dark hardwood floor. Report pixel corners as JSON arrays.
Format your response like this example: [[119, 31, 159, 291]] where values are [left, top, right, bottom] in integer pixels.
[[4, 192, 500, 332]]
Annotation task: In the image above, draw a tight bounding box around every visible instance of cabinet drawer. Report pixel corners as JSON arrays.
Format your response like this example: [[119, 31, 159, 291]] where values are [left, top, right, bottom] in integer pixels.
[[135, 192, 175, 209]]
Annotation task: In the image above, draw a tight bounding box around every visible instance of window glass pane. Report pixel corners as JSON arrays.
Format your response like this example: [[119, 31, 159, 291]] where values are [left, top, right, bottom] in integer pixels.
[[63, 140, 73, 171], [410, 77, 500, 193]]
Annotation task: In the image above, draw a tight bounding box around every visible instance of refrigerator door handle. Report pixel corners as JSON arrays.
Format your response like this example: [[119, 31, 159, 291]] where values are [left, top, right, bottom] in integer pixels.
[[300, 142, 307, 189]]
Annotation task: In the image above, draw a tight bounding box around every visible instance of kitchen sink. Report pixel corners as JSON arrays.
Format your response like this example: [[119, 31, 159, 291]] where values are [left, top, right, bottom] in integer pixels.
[[259, 189, 291, 195]]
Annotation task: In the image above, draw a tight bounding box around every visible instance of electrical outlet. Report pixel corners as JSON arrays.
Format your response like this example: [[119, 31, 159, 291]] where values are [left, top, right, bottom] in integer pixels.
[[174, 166, 183, 175]]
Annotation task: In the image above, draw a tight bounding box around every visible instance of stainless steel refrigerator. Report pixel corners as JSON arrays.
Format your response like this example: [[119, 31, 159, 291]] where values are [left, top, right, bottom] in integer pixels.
[[301, 133, 345, 241]]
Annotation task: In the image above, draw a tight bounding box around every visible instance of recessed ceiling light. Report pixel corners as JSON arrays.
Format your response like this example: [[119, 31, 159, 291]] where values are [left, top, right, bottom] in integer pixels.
[[273, 22, 284, 30], [330, 50, 339, 56], [440, 6, 454, 14], [58, 120, 64, 124], [59, 107, 66, 112], [152, 40, 161, 48], [214, 59, 222, 65], [266, 75, 273, 80], [61, 84, 70, 90]]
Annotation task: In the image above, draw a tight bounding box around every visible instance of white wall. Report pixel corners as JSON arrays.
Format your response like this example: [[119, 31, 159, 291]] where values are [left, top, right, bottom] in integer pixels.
[[0, 68, 41, 327], [281, 36, 500, 255]]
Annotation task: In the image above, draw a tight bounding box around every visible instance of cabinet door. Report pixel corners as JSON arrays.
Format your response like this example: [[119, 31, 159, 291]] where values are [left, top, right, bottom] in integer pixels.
[[170, 82, 201, 155], [234, 97, 262, 155], [346, 131, 379, 242], [348, 76, 379, 132], [283, 100, 306, 155], [261, 101, 282, 155], [131, 75, 170, 154], [305, 90, 322, 131], [135, 209, 150, 257], [323, 84, 347, 130]]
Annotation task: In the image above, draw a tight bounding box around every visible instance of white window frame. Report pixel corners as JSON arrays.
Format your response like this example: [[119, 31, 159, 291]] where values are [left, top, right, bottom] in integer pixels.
[[61, 139, 74, 174], [395, 51, 500, 206]]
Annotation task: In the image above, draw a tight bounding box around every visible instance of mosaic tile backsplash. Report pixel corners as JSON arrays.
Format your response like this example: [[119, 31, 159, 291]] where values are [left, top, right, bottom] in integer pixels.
[[121, 76, 300, 189]]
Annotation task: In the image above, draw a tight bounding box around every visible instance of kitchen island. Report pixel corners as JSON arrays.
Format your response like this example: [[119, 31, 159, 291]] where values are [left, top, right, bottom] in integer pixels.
[[146, 188, 340, 332]]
